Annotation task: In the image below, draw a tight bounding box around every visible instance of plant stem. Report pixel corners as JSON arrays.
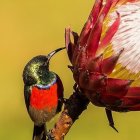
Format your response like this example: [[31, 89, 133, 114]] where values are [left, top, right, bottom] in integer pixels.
[[49, 85, 89, 140]]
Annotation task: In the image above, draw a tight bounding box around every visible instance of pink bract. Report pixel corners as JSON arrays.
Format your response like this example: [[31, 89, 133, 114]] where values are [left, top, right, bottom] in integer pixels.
[[66, 0, 140, 112]]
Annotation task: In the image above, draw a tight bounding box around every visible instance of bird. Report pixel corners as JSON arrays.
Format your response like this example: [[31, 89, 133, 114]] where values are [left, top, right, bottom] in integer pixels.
[[23, 47, 65, 140]]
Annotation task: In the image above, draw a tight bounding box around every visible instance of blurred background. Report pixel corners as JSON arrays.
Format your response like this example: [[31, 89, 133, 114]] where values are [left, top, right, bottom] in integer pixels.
[[0, 0, 140, 140]]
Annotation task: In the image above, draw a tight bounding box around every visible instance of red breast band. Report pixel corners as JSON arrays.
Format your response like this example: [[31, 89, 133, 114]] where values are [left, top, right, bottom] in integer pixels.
[[30, 83, 58, 111]]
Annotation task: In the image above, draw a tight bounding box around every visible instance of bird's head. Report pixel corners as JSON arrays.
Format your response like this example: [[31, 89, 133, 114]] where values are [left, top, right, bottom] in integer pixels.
[[23, 47, 65, 86]]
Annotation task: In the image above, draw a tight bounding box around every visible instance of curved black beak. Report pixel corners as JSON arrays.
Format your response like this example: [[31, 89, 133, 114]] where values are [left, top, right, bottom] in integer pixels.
[[45, 47, 66, 68]]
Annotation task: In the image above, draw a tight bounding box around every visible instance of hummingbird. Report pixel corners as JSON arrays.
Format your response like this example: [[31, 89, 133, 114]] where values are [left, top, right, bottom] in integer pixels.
[[23, 47, 65, 140]]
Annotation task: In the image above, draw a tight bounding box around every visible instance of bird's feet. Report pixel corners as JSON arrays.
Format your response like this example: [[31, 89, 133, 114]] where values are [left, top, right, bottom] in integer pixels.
[[46, 130, 54, 140], [58, 98, 68, 104]]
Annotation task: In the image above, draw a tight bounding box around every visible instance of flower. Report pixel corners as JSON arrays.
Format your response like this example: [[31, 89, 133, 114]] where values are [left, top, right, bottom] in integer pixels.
[[65, 0, 140, 112]]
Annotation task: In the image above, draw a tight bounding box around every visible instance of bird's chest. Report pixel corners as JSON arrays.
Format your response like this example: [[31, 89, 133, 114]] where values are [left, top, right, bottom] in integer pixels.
[[30, 83, 58, 111]]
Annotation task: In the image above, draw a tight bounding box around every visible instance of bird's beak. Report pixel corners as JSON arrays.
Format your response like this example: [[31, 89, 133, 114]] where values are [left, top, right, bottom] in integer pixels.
[[45, 47, 66, 68]]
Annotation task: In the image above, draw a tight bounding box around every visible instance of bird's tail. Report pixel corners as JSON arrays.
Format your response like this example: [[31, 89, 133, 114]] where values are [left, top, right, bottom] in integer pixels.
[[33, 124, 46, 140]]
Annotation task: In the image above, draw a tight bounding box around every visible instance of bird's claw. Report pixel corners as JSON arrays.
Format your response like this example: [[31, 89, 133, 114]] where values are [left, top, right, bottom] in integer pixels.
[[46, 130, 54, 140], [58, 98, 68, 104], [63, 98, 69, 104]]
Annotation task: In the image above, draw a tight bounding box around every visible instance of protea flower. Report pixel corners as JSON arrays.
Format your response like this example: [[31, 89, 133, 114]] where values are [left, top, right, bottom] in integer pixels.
[[65, 0, 140, 131]]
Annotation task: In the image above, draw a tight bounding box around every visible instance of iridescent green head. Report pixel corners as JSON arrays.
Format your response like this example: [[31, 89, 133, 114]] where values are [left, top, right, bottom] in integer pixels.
[[23, 47, 65, 86]]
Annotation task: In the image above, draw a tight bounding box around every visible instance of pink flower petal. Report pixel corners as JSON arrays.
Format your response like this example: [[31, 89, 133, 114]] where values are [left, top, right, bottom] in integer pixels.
[[120, 87, 140, 110], [100, 12, 120, 49], [86, 15, 104, 58], [65, 28, 75, 63], [86, 54, 103, 73], [79, 0, 103, 46], [65, 28, 79, 63], [100, 78, 132, 105], [101, 49, 123, 74], [106, 78, 132, 95], [79, 71, 106, 90]]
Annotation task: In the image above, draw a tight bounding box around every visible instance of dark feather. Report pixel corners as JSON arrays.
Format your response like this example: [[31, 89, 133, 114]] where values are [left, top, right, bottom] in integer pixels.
[[56, 74, 64, 113], [33, 124, 46, 140]]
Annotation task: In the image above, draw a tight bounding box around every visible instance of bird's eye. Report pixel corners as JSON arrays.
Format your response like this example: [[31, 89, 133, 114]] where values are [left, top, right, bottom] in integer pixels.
[[38, 65, 47, 75], [26, 76, 36, 85]]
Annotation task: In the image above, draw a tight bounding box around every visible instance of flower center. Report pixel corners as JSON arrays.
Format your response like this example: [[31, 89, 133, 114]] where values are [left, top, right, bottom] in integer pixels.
[[102, 1, 140, 85]]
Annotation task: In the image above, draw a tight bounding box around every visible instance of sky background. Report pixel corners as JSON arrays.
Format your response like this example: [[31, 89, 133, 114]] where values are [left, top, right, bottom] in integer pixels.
[[0, 0, 140, 140]]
